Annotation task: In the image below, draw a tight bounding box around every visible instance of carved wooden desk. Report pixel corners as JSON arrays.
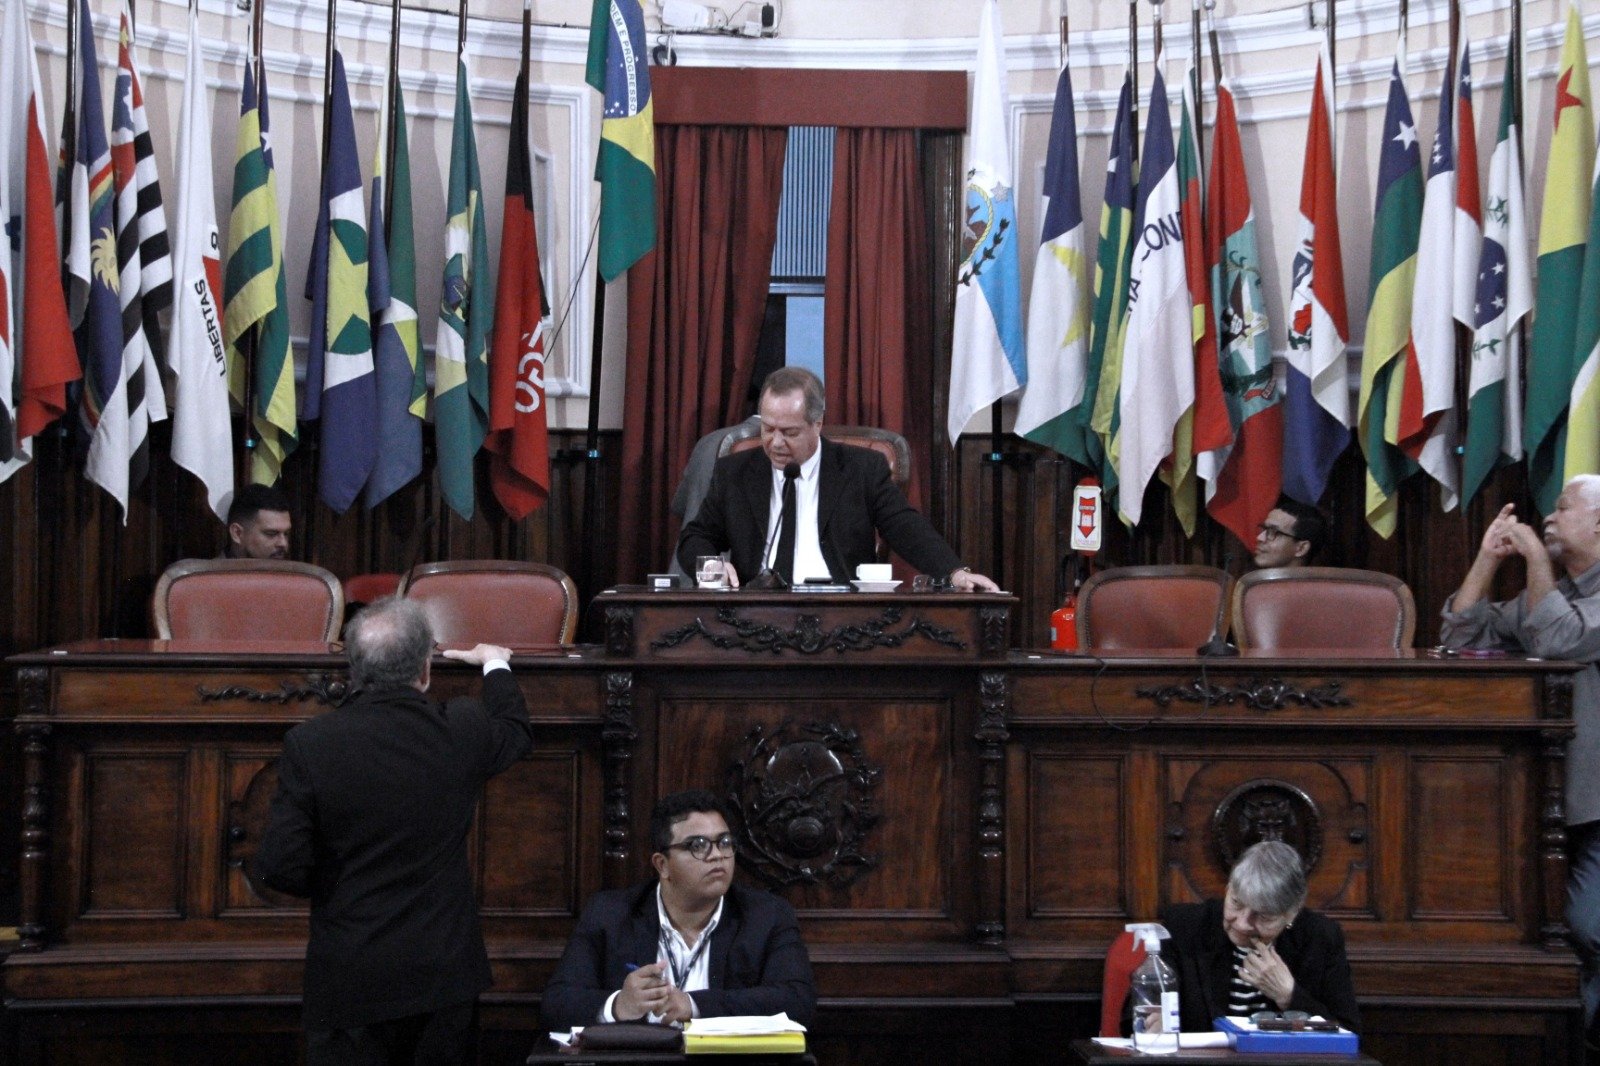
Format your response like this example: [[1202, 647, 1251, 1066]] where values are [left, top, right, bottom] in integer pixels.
[[2, 601, 1585, 1064]]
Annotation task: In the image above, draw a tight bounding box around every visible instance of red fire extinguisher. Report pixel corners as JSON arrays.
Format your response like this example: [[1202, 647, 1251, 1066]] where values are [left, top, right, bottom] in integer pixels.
[[1050, 556, 1083, 650]]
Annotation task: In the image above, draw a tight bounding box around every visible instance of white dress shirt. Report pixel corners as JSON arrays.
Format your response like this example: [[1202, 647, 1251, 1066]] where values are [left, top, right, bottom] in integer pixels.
[[763, 447, 830, 582], [599, 887, 725, 1024]]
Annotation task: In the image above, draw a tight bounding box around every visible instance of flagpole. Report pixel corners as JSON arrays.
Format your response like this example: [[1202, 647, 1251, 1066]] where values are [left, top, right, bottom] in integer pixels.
[[1189, 0, 1202, 124], [385, 0, 401, 231], [1205, 0, 1222, 89], [457, 0, 468, 54], [1128, 0, 1139, 159], [239, 2, 266, 479], [1059, 5, 1067, 69], [1326, 0, 1335, 71], [581, 0, 609, 603]]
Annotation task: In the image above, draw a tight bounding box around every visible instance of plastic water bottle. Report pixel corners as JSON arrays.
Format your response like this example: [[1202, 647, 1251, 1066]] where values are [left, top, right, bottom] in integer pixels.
[[1127, 922, 1179, 1055]]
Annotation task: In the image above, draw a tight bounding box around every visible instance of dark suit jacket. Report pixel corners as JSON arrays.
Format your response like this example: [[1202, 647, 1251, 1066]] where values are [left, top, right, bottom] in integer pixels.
[[675, 438, 962, 581], [253, 669, 534, 1030], [1160, 899, 1360, 1033], [540, 879, 817, 1029]]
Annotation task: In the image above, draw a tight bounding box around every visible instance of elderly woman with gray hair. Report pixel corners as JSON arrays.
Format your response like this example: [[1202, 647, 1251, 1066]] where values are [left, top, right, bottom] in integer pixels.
[[1160, 841, 1359, 1033]]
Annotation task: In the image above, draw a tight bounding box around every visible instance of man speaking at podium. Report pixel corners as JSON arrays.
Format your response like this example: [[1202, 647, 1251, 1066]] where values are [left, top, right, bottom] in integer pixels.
[[676, 367, 998, 592]]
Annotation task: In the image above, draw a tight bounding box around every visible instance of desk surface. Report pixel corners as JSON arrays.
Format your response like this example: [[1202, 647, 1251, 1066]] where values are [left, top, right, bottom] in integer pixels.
[[1069, 1039, 1380, 1065], [527, 1039, 815, 1065]]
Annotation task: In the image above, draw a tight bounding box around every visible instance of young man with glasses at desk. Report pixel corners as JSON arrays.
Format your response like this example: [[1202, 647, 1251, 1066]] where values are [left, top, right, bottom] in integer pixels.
[[541, 790, 817, 1030], [1252, 497, 1330, 570]]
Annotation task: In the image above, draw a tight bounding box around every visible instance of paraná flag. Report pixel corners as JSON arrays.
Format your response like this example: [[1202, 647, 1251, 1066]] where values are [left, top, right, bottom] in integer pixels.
[[303, 50, 376, 514], [1017, 61, 1091, 464], [434, 53, 493, 521], [1282, 43, 1350, 505], [167, 0, 231, 517], [364, 67, 424, 508], [1205, 75, 1282, 547], [1397, 39, 1462, 511], [1462, 32, 1530, 505], [1527, 1, 1592, 513], [586, 0, 655, 281], [1356, 44, 1424, 538], [0, 0, 78, 478], [948, 0, 1026, 446], [224, 52, 295, 485], [488, 65, 551, 520], [1117, 57, 1192, 528], [1085, 75, 1137, 504]]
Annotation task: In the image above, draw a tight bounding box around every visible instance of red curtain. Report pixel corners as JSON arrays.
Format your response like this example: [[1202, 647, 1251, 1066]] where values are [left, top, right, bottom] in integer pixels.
[[823, 127, 933, 513], [616, 124, 789, 582]]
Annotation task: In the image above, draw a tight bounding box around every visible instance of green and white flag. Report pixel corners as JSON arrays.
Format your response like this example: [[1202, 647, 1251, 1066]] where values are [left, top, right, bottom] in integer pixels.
[[433, 54, 492, 520]]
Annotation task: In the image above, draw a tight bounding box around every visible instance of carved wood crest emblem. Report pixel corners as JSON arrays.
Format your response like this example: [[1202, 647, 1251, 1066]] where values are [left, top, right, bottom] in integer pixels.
[[1212, 778, 1324, 874], [725, 720, 882, 890]]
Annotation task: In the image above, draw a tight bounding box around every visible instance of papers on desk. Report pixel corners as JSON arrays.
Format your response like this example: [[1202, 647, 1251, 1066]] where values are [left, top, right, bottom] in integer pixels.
[[1091, 1033, 1232, 1049], [683, 1014, 807, 1054]]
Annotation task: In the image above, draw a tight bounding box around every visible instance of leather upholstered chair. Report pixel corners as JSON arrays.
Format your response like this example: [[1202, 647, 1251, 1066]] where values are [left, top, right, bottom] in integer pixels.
[[717, 423, 913, 492], [1231, 566, 1416, 652], [1076, 565, 1233, 651], [152, 559, 345, 641], [398, 561, 579, 646]]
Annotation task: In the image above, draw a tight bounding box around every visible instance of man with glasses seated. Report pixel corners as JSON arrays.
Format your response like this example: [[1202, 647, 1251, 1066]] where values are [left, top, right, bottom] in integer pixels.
[[541, 790, 817, 1029], [1253, 497, 1330, 570]]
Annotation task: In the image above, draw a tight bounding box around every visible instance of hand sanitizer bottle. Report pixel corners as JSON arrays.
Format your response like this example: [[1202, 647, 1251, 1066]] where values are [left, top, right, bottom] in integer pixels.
[[1126, 922, 1179, 1055]]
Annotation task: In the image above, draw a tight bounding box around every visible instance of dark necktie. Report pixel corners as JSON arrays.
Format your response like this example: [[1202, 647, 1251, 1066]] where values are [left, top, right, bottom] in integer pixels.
[[776, 463, 800, 584]]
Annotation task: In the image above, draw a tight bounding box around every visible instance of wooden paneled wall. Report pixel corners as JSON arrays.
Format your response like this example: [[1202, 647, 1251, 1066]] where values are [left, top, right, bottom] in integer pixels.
[[0, 417, 1530, 657], [0, 423, 624, 657], [948, 436, 1533, 651]]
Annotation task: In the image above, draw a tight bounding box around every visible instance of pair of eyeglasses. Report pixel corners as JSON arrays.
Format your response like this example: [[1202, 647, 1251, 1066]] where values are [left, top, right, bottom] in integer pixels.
[[1249, 1010, 1337, 1032], [1256, 523, 1297, 542], [665, 833, 737, 860]]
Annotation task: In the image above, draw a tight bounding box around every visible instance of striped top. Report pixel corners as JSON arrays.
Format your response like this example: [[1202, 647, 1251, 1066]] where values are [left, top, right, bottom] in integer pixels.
[[1228, 945, 1274, 1017]]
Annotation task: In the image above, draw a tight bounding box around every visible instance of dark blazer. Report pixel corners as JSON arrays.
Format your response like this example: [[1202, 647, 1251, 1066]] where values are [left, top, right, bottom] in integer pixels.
[[1160, 899, 1360, 1034], [253, 669, 534, 1030], [676, 437, 962, 581], [541, 879, 817, 1029]]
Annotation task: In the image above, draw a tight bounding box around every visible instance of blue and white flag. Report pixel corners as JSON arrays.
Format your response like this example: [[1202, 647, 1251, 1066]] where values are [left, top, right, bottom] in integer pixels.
[[303, 50, 376, 513], [947, 0, 1025, 445], [1016, 60, 1090, 463], [1116, 57, 1192, 526]]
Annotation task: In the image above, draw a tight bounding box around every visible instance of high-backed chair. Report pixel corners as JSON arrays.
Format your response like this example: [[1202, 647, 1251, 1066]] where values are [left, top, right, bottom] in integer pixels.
[[1076, 565, 1233, 651], [398, 561, 579, 646], [152, 559, 344, 641], [1231, 566, 1416, 652], [717, 423, 913, 491]]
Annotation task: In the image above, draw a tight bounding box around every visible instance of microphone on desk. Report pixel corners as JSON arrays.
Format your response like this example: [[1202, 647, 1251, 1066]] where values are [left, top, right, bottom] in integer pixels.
[[1196, 548, 1241, 656], [744, 463, 799, 591]]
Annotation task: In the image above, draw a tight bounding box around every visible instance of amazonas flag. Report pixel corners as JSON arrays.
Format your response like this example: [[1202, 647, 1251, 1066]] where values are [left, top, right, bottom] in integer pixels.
[[1117, 58, 1191, 528], [948, 0, 1026, 446], [1397, 39, 1462, 511], [586, 0, 655, 281], [1085, 75, 1137, 503]]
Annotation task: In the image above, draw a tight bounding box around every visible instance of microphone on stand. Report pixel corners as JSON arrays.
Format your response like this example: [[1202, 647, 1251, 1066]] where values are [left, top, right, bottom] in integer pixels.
[[744, 463, 799, 591]]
